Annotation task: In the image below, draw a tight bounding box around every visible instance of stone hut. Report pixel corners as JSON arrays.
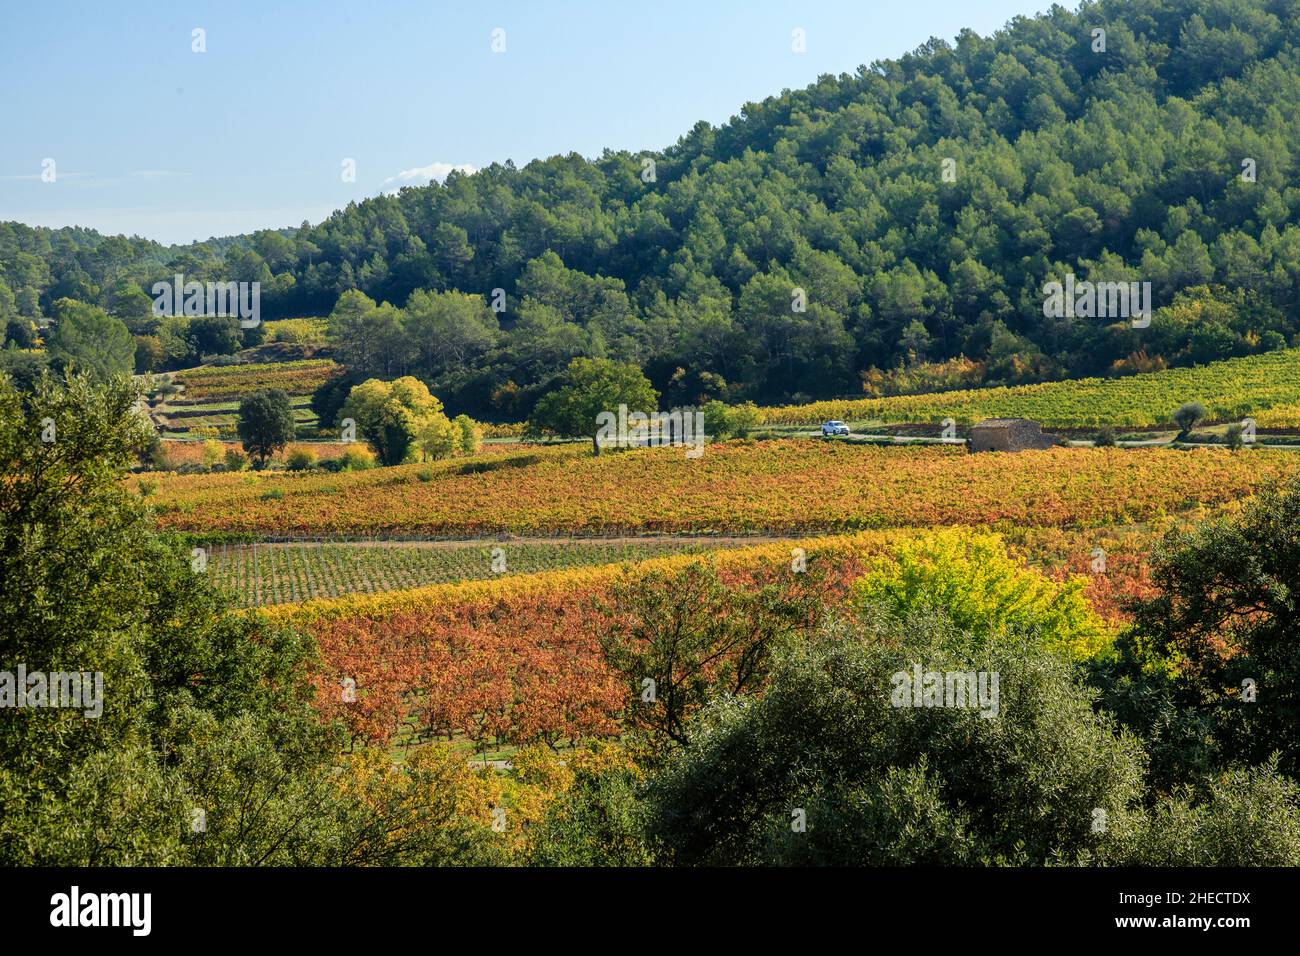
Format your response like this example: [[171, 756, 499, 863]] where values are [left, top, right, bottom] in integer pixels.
[[968, 418, 1058, 452]]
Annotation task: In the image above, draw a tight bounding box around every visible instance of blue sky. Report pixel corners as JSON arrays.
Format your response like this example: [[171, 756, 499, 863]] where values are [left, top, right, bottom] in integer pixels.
[[0, 0, 1049, 246]]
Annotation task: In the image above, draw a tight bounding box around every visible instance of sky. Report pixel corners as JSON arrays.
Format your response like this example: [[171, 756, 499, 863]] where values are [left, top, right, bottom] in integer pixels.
[[0, 0, 1051, 246]]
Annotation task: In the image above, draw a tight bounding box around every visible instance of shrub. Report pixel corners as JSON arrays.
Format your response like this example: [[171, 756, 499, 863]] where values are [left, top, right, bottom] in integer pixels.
[[201, 439, 225, 468], [1125, 477, 1300, 776], [338, 445, 375, 471], [453, 414, 483, 455], [1093, 426, 1117, 447], [285, 445, 317, 471], [1173, 400, 1206, 439], [703, 400, 763, 441], [1103, 763, 1300, 866], [223, 448, 248, 472]]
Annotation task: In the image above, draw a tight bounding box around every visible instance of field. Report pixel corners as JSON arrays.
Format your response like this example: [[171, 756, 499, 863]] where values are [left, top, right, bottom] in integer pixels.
[[144, 440, 1295, 537], [206, 537, 733, 608], [760, 349, 1300, 429]]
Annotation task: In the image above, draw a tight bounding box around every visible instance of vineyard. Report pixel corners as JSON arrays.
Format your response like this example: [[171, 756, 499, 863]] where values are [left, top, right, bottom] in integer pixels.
[[166, 358, 340, 401], [251, 524, 1163, 749], [145, 440, 1297, 537], [760, 349, 1300, 429], [205, 537, 731, 608]]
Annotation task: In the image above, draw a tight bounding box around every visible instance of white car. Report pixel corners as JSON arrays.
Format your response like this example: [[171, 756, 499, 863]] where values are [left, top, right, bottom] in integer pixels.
[[821, 420, 850, 436]]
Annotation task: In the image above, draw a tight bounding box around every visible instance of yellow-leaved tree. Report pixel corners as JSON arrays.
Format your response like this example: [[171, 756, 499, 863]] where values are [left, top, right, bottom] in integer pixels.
[[340, 376, 478, 465], [851, 528, 1111, 660]]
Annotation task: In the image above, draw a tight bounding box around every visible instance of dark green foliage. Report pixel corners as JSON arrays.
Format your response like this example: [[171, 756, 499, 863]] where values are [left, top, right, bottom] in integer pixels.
[[45, 298, 134, 381], [188, 315, 242, 358], [309, 369, 365, 431], [1101, 763, 1300, 865], [4, 317, 34, 349], [236, 388, 296, 465], [1173, 399, 1207, 437], [0, 371, 505, 865], [527, 766, 655, 867], [1120, 478, 1300, 777], [641, 613, 1148, 866], [528, 357, 658, 453], [369, 401, 418, 466]]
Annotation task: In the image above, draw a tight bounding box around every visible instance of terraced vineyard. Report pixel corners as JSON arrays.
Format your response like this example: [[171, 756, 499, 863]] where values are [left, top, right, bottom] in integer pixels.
[[761, 349, 1300, 429], [207, 537, 729, 607], [168, 358, 340, 401], [156, 394, 318, 437]]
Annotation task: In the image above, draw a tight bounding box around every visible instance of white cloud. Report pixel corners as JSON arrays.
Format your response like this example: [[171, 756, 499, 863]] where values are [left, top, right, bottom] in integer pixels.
[[381, 161, 476, 191]]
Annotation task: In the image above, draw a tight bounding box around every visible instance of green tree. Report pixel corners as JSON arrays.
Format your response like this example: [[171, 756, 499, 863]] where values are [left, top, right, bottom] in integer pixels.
[[452, 413, 482, 455], [1123, 478, 1300, 777], [851, 529, 1112, 660], [45, 298, 134, 381], [1173, 400, 1207, 439], [188, 316, 242, 357], [108, 281, 155, 330], [702, 400, 762, 441], [236, 389, 296, 466], [598, 562, 826, 752], [529, 358, 659, 454], [340, 376, 457, 465], [643, 612, 1146, 866]]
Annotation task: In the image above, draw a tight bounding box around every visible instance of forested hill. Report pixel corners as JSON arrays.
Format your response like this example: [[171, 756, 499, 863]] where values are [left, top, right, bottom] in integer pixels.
[[5, 0, 1300, 416]]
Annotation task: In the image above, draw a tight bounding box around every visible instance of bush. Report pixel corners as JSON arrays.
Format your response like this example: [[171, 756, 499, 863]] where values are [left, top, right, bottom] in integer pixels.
[[1093, 426, 1117, 447], [338, 445, 375, 471], [223, 448, 248, 472], [453, 414, 482, 455], [1103, 763, 1300, 866], [285, 445, 317, 471], [201, 439, 225, 468], [1224, 421, 1246, 450], [527, 745, 655, 866], [1124, 477, 1300, 776], [703, 400, 763, 441], [1173, 400, 1206, 439], [136, 434, 173, 471], [643, 612, 1146, 865]]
